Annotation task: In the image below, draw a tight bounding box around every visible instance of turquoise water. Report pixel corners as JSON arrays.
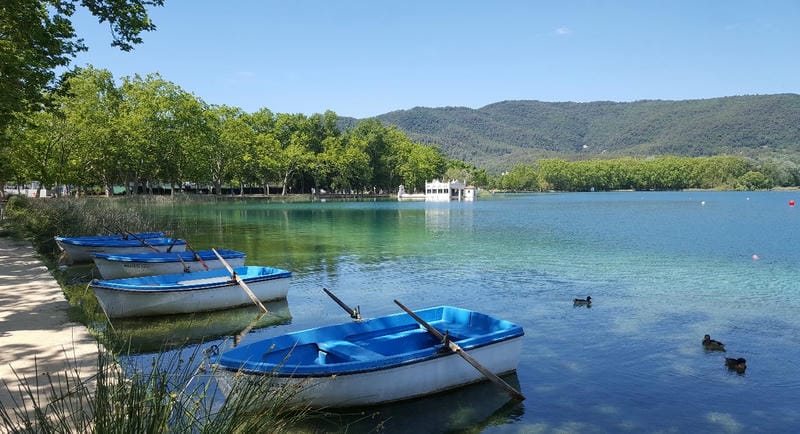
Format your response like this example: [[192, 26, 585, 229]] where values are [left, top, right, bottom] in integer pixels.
[[141, 192, 800, 432]]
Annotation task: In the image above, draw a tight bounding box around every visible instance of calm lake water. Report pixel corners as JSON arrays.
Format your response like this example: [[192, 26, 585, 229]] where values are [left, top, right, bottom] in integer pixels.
[[128, 191, 800, 433]]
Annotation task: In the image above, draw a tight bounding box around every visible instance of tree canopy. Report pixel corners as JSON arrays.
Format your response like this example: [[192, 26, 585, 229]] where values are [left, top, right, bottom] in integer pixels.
[[0, 0, 163, 140], [3, 67, 465, 197]]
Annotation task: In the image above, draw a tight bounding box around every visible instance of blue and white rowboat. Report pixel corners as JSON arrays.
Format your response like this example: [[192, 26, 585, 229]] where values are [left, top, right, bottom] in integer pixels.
[[56, 236, 186, 263], [90, 266, 290, 318], [213, 306, 524, 408], [92, 248, 247, 279], [54, 232, 166, 250]]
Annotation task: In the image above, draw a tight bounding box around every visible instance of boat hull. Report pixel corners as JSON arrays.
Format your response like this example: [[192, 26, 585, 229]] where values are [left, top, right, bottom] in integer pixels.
[[214, 306, 523, 408], [54, 232, 166, 251], [92, 249, 246, 279], [90, 266, 290, 318], [215, 336, 522, 408], [57, 237, 186, 263]]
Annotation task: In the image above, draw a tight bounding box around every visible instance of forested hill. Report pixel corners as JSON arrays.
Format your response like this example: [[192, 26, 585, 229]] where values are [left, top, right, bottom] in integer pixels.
[[350, 94, 800, 171]]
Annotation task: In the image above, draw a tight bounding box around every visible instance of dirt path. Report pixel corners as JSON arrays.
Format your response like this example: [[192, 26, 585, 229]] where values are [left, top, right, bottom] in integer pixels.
[[0, 236, 97, 417]]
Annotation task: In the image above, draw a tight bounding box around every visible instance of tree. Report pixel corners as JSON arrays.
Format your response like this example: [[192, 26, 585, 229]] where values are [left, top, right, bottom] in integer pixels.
[[0, 0, 164, 140], [6, 110, 72, 197], [59, 66, 122, 195], [246, 109, 281, 195], [392, 141, 446, 192], [345, 119, 396, 191], [198, 106, 253, 195]]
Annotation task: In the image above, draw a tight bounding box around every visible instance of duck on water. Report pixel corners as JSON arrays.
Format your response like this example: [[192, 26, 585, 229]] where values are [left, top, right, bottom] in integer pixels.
[[573, 296, 592, 306], [702, 334, 726, 351]]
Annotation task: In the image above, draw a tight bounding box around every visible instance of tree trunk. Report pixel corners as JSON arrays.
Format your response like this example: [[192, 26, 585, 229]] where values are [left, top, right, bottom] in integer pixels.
[[281, 170, 292, 196]]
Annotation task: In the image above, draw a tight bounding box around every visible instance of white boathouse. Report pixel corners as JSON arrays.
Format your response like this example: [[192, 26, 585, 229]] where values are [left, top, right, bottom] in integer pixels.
[[398, 180, 476, 201], [425, 179, 470, 201]]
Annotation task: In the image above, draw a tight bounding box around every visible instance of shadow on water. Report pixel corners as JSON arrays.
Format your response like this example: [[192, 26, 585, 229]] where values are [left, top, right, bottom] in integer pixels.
[[300, 373, 525, 433], [98, 300, 292, 354]]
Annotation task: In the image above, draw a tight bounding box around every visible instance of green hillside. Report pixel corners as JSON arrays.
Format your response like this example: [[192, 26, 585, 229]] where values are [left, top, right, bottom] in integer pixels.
[[355, 94, 800, 172]]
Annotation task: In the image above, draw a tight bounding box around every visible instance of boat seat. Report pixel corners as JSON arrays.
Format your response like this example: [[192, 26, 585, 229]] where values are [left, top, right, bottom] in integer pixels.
[[177, 276, 231, 286], [318, 340, 383, 362]]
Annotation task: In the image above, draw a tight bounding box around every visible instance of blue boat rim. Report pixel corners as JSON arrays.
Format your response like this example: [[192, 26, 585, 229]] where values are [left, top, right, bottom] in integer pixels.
[[90, 267, 291, 292], [56, 237, 186, 247], [91, 248, 246, 263]]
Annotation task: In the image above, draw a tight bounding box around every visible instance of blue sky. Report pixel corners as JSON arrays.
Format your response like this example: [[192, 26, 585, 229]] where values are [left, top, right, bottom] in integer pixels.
[[69, 0, 800, 118]]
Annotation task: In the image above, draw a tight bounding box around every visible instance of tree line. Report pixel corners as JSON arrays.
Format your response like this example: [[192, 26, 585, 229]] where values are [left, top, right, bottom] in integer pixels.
[[2, 67, 793, 198], [2, 66, 488, 197], [493, 156, 797, 192]]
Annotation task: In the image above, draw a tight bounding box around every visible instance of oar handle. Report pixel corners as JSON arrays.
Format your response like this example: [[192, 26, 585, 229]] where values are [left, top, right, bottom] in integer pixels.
[[394, 299, 525, 402]]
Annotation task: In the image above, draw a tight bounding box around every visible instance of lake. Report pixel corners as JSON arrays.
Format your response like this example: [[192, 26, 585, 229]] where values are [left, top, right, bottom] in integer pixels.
[[128, 191, 800, 433]]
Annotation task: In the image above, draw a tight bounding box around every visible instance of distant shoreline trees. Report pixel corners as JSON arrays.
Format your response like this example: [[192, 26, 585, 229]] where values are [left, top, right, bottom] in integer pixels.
[[492, 155, 789, 192]]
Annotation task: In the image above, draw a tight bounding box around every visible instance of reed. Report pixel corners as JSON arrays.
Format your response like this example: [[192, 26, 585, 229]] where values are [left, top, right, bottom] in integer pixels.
[[0, 342, 311, 433], [1, 195, 171, 258]]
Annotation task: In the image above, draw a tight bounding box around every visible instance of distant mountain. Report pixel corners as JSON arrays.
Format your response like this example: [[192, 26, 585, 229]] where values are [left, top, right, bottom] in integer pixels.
[[341, 94, 800, 172]]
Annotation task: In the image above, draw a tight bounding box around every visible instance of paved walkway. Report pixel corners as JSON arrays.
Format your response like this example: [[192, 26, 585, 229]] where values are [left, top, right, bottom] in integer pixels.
[[0, 236, 98, 418]]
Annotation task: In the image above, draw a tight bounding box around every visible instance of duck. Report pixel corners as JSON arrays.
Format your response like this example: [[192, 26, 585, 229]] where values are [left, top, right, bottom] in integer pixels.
[[725, 357, 747, 373], [573, 296, 592, 306], [702, 334, 726, 351]]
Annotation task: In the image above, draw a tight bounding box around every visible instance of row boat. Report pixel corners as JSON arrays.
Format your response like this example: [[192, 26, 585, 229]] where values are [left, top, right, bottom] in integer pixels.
[[54, 232, 165, 250], [56, 236, 186, 263], [92, 248, 246, 279], [90, 265, 291, 318], [213, 305, 524, 408]]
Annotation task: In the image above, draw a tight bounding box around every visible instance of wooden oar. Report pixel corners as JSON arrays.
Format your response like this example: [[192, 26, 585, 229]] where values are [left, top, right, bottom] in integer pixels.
[[123, 230, 160, 253], [394, 299, 525, 402], [184, 240, 210, 270], [212, 248, 268, 313], [322, 287, 361, 320]]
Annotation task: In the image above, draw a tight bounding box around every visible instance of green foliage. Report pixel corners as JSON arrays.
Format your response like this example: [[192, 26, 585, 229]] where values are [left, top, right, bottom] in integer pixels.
[[0, 0, 163, 138], [376, 95, 800, 172], [2, 67, 453, 197], [490, 155, 776, 192]]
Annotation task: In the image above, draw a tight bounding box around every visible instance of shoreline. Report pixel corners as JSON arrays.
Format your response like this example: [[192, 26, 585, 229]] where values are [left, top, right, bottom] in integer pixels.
[[0, 236, 98, 417]]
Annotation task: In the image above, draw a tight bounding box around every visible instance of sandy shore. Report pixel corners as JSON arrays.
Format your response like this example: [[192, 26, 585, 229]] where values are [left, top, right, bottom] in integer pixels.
[[0, 236, 97, 417]]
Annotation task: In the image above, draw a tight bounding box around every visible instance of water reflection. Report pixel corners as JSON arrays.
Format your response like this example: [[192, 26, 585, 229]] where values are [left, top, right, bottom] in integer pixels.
[[99, 300, 292, 354], [125, 192, 800, 432], [300, 373, 524, 433]]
